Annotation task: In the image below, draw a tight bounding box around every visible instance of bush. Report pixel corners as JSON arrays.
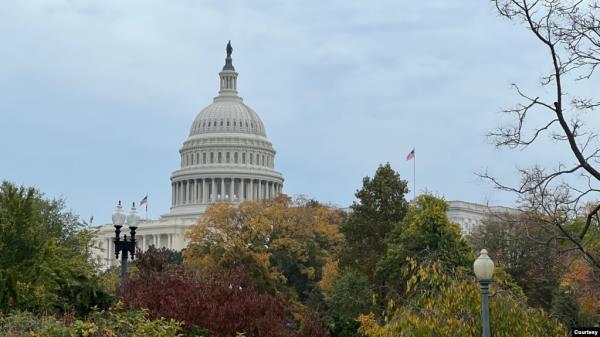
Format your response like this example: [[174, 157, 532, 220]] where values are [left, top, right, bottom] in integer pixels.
[[0, 306, 183, 337], [121, 267, 290, 337]]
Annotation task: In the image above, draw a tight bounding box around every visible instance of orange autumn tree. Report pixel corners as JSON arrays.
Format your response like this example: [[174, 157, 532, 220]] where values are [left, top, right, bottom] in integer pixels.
[[184, 194, 345, 305]]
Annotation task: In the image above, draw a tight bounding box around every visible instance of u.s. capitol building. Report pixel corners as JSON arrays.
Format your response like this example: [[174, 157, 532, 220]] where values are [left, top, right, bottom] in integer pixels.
[[93, 43, 284, 266], [93, 43, 513, 267]]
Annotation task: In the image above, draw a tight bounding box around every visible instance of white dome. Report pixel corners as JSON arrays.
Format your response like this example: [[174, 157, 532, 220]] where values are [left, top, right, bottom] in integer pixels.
[[167, 42, 284, 219], [189, 96, 267, 137]]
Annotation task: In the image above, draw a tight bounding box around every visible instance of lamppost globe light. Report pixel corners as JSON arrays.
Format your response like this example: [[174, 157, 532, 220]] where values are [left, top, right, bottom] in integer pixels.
[[112, 200, 127, 227], [474, 249, 495, 281], [127, 202, 140, 229]]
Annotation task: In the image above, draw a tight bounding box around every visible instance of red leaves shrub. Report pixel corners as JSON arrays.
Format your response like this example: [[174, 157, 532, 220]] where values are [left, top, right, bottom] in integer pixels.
[[121, 267, 291, 337]]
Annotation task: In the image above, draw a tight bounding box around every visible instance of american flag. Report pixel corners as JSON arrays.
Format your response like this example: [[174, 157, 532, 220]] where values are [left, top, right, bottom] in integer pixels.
[[406, 148, 415, 161], [140, 195, 148, 206]]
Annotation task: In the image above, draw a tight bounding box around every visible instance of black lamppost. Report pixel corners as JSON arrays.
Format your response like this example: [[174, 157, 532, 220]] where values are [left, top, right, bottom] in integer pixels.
[[111, 201, 140, 290], [474, 249, 495, 337]]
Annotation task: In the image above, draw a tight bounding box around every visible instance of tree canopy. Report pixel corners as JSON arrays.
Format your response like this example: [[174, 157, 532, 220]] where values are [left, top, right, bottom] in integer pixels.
[[0, 181, 113, 316], [339, 163, 409, 282]]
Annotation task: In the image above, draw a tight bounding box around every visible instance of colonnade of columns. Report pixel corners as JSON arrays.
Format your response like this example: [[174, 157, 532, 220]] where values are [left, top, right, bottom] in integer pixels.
[[171, 178, 282, 206]]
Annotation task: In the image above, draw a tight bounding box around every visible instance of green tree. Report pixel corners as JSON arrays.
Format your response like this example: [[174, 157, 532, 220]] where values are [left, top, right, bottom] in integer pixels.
[[328, 270, 374, 320], [339, 163, 409, 283], [375, 194, 472, 303], [358, 264, 568, 337], [0, 181, 113, 315], [467, 212, 562, 311]]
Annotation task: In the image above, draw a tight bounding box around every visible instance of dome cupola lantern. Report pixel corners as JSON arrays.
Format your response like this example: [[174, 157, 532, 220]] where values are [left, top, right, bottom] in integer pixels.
[[219, 40, 238, 95]]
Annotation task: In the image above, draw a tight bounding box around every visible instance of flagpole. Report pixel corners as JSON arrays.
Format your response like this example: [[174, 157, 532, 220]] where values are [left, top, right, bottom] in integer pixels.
[[146, 193, 148, 220], [413, 147, 416, 201]]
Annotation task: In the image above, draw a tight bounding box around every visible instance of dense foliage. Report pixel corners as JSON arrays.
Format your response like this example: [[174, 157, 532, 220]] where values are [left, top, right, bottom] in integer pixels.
[[357, 265, 568, 337], [184, 195, 345, 306], [0, 306, 183, 337], [376, 194, 473, 303], [0, 181, 113, 316], [121, 266, 290, 337], [468, 212, 600, 326], [339, 163, 409, 284], [0, 163, 580, 336]]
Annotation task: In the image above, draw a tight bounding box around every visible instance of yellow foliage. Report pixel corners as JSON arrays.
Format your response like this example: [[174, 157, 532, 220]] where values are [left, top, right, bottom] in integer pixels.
[[183, 195, 345, 303], [318, 259, 339, 300], [358, 271, 568, 337]]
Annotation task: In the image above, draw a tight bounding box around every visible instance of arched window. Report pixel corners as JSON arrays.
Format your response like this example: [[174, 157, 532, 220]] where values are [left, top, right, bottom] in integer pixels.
[[250, 153, 253, 165], [226, 152, 230, 163], [227, 120, 230, 126], [262, 155, 265, 166], [234, 152, 238, 163], [195, 153, 199, 164], [218, 152, 222, 163], [242, 152, 246, 164], [210, 152, 214, 163], [203, 152, 207, 164], [220, 120, 223, 126]]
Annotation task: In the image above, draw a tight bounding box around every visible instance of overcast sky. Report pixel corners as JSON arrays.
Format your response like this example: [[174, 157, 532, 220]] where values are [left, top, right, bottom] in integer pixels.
[[1, 0, 598, 225]]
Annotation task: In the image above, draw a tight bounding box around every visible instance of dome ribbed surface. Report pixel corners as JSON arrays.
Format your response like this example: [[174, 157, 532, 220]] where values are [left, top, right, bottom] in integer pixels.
[[189, 98, 266, 137]]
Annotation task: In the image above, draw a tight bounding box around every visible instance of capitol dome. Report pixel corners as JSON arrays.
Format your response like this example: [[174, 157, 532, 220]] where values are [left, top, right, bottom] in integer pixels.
[[189, 99, 267, 137], [167, 41, 284, 218]]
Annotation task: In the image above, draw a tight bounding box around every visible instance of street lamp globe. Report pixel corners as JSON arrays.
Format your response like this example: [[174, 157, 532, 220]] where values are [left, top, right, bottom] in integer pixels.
[[127, 203, 140, 229], [474, 249, 495, 281], [112, 200, 127, 228]]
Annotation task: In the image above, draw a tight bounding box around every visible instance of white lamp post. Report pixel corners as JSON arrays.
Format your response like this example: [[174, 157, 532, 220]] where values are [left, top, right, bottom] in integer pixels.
[[474, 249, 495, 337]]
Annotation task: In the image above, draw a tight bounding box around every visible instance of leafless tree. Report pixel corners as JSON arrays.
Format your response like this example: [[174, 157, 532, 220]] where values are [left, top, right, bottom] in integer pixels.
[[483, 0, 600, 270]]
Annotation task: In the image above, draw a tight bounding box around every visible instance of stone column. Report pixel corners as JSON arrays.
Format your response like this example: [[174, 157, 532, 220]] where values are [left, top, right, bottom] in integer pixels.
[[181, 181, 185, 204], [190, 180, 195, 204], [105, 238, 109, 260], [241, 179, 245, 201], [230, 178, 235, 201], [197, 179, 202, 203], [258, 180, 262, 200], [221, 178, 225, 201], [203, 179, 207, 203], [174, 183, 178, 206], [211, 178, 216, 201], [264, 181, 268, 199], [249, 179, 254, 200]]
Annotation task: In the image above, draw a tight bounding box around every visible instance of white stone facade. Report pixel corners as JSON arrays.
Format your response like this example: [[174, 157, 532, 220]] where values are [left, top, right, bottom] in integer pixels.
[[92, 45, 284, 267], [447, 200, 517, 235]]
